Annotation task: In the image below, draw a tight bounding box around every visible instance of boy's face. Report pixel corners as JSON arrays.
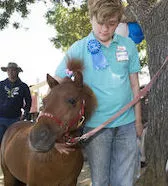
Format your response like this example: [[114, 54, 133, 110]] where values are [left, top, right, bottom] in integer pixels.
[[91, 14, 119, 45]]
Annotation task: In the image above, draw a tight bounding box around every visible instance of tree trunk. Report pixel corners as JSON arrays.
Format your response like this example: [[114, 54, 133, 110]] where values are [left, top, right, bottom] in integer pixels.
[[126, 0, 168, 185]]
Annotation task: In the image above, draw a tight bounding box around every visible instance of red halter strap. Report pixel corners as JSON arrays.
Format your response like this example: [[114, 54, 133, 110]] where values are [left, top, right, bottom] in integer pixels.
[[36, 100, 85, 130], [37, 112, 62, 126], [68, 100, 85, 129]]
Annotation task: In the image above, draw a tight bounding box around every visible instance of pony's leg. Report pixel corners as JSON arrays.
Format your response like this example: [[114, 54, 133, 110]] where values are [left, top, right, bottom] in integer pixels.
[[69, 182, 77, 186], [3, 172, 16, 186], [14, 179, 26, 186], [3, 174, 26, 186], [2, 166, 15, 186], [2, 165, 26, 186], [67, 179, 78, 186]]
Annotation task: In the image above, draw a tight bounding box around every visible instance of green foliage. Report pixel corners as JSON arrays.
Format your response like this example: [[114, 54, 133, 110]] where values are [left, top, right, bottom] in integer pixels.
[[0, 0, 35, 29], [137, 40, 148, 67], [0, 0, 75, 30], [46, 2, 91, 51]]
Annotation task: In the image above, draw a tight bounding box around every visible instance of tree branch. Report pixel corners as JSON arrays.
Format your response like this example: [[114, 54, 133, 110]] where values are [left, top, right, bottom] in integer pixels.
[[126, 0, 154, 23]]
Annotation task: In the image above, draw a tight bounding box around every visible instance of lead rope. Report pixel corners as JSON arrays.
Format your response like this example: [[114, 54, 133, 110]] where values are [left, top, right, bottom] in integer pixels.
[[67, 56, 168, 145]]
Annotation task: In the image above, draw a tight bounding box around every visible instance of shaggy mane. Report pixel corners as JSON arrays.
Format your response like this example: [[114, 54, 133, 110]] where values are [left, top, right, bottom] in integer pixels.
[[66, 58, 97, 121], [66, 59, 84, 72]]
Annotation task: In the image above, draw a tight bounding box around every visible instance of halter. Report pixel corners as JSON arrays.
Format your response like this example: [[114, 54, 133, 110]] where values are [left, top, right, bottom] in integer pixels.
[[36, 100, 85, 131]]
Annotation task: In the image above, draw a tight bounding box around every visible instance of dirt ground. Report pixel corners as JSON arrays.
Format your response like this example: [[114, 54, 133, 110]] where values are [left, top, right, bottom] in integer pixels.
[[77, 161, 91, 186]]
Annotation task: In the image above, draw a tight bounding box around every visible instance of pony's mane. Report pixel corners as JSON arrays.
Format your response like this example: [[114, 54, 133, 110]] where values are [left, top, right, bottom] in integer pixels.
[[66, 59, 84, 72], [66, 58, 97, 121], [82, 84, 97, 122]]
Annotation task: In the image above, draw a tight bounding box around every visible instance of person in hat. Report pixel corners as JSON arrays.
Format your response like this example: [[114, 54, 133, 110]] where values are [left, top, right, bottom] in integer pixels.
[[0, 62, 32, 143]]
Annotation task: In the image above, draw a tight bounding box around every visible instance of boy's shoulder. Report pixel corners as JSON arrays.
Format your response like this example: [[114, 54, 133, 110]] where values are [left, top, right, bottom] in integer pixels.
[[71, 34, 90, 48], [115, 34, 136, 47], [116, 34, 134, 43]]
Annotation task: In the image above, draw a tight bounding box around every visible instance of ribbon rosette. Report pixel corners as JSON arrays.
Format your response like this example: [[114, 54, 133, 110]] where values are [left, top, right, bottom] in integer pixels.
[[88, 39, 101, 54], [88, 39, 109, 70]]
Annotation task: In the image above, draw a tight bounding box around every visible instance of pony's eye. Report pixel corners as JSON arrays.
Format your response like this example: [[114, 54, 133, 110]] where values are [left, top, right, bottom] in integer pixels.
[[67, 98, 77, 105]]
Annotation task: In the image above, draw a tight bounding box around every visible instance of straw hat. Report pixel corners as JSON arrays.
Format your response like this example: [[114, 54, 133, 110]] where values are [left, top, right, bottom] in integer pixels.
[[1, 62, 23, 72]]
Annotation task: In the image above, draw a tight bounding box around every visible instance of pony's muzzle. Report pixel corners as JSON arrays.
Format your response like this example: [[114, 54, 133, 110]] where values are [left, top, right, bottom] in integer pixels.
[[29, 124, 56, 152]]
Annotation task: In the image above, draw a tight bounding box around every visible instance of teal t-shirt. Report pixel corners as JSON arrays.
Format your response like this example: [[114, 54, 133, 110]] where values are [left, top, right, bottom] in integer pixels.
[[55, 32, 141, 128]]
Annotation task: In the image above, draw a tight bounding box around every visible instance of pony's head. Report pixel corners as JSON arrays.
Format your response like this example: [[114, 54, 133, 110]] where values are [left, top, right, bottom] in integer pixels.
[[29, 59, 97, 152]]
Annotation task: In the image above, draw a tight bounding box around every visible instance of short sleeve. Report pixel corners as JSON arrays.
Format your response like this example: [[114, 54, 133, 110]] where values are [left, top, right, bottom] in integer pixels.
[[128, 39, 141, 74]]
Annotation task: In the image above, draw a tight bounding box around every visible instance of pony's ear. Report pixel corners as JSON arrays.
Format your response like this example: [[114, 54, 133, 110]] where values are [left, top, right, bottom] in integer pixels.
[[47, 74, 59, 89], [73, 71, 83, 88]]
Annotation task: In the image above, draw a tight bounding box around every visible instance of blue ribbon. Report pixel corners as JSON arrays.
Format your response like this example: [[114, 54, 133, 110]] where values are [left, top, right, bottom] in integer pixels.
[[88, 39, 109, 70]]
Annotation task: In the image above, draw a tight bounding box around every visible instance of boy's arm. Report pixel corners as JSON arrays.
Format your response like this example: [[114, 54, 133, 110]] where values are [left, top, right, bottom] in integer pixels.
[[130, 72, 143, 137]]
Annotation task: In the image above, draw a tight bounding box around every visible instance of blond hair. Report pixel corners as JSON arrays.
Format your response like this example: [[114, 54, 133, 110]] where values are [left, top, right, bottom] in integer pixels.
[[88, 0, 123, 23]]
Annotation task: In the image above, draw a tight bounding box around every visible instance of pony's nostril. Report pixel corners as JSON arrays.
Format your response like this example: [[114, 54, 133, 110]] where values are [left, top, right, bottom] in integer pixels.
[[30, 126, 50, 143], [29, 125, 57, 152], [39, 128, 48, 138]]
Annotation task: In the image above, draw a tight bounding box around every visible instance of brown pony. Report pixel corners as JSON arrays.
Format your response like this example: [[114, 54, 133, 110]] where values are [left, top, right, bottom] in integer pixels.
[[1, 59, 97, 186]]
